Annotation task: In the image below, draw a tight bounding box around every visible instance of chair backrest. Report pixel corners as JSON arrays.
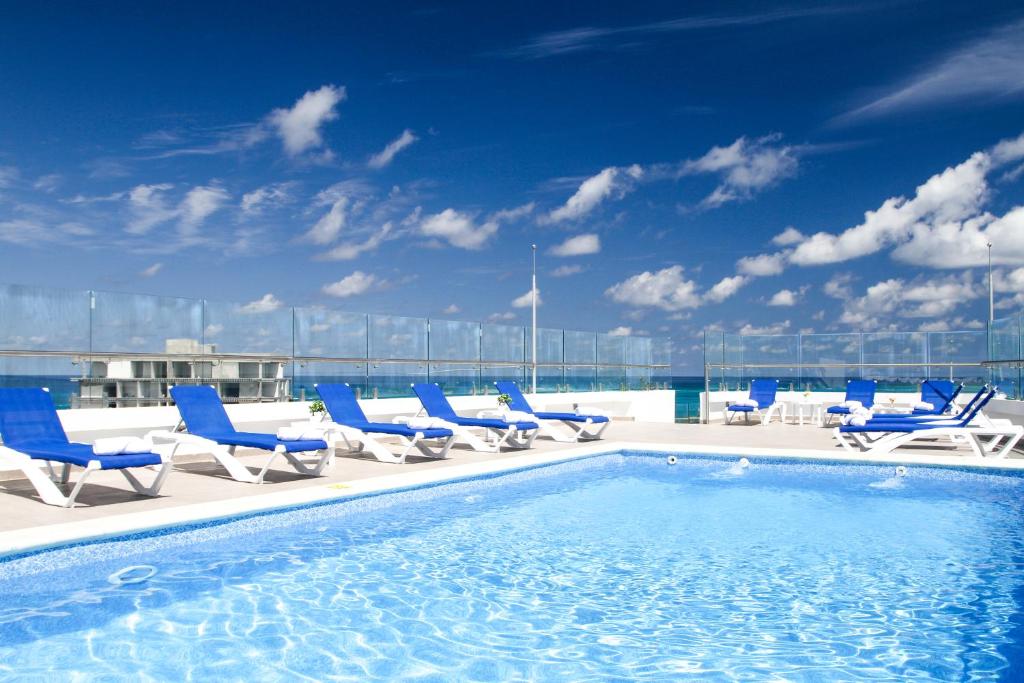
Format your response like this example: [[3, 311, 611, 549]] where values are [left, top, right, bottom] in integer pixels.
[[412, 383, 458, 419], [0, 388, 69, 446], [920, 380, 958, 412], [169, 385, 236, 436], [316, 383, 369, 425], [494, 381, 533, 413], [958, 388, 996, 427], [845, 379, 877, 407], [749, 379, 779, 408]]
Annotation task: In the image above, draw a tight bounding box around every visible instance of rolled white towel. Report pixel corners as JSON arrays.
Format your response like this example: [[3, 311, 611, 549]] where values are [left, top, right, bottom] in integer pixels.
[[733, 398, 759, 408], [839, 400, 862, 410], [276, 426, 327, 441], [406, 416, 442, 430], [848, 415, 868, 427], [92, 436, 152, 456], [504, 410, 535, 423], [913, 401, 934, 411], [576, 406, 610, 417], [851, 406, 873, 418]]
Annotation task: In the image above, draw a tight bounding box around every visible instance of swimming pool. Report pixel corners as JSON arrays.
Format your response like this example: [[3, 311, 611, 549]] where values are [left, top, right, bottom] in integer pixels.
[[1, 451, 1023, 680]]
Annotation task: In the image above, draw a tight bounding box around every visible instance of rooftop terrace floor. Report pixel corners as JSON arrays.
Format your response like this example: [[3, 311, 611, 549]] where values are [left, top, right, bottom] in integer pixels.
[[1, 420, 1021, 554]]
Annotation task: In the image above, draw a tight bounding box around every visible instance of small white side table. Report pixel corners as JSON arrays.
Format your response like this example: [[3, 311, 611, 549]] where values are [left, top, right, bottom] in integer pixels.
[[789, 400, 823, 427]]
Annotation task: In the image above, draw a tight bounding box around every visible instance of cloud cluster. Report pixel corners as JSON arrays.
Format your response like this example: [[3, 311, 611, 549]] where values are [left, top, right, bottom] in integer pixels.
[[368, 129, 418, 169], [322, 271, 383, 298], [679, 134, 798, 208], [545, 165, 642, 223], [268, 85, 346, 157], [549, 233, 601, 256]]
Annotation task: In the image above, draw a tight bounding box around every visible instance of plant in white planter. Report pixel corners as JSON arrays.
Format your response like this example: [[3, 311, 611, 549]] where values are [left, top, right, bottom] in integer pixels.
[[497, 393, 512, 413], [309, 399, 327, 422]]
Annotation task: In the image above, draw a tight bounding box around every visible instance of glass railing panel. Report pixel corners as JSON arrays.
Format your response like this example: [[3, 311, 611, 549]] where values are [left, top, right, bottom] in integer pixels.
[[797, 333, 861, 391], [596, 333, 625, 367], [202, 299, 292, 356], [368, 315, 427, 361], [428, 362, 480, 396], [862, 332, 927, 389], [293, 308, 367, 358], [0, 284, 90, 352], [564, 365, 596, 392], [534, 365, 564, 393], [290, 360, 368, 402], [480, 364, 526, 395], [596, 365, 625, 392], [530, 328, 563, 365], [91, 290, 203, 354], [367, 361, 426, 398], [481, 324, 525, 363], [563, 330, 596, 365], [428, 320, 480, 362]]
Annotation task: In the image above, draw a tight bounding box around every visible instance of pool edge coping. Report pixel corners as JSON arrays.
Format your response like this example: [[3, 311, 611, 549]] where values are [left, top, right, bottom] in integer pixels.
[[2, 441, 1023, 558]]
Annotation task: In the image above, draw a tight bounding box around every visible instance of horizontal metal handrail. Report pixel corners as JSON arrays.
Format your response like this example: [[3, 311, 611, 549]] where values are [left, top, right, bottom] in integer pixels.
[[0, 348, 668, 369]]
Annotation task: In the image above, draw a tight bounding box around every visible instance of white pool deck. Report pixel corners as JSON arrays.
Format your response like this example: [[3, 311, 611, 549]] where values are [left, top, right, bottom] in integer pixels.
[[1, 419, 1022, 558]]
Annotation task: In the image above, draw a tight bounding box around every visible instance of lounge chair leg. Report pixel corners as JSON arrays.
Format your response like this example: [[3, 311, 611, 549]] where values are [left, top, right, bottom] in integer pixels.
[[208, 444, 260, 484]]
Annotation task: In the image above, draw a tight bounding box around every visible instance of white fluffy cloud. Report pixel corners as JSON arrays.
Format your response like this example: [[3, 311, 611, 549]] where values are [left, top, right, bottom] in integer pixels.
[[551, 264, 584, 277], [179, 185, 229, 236], [608, 326, 632, 336], [420, 208, 497, 249], [738, 320, 791, 335], [838, 274, 980, 327], [323, 222, 393, 260], [419, 204, 532, 250], [241, 183, 294, 214], [305, 197, 349, 245], [737, 251, 787, 276], [322, 271, 381, 298], [268, 85, 346, 157], [772, 226, 804, 246], [767, 289, 798, 306], [704, 275, 748, 303], [238, 293, 282, 314], [368, 129, 418, 169], [605, 266, 703, 311], [511, 287, 542, 308], [787, 132, 1024, 268], [125, 183, 227, 236], [545, 165, 642, 223], [442, 304, 461, 315], [680, 134, 798, 208], [140, 263, 162, 278], [549, 233, 601, 256]]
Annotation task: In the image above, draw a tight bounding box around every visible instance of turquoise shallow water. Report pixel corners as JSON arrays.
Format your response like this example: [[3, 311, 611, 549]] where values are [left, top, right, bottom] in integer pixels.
[[2, 453, 1024, 681]]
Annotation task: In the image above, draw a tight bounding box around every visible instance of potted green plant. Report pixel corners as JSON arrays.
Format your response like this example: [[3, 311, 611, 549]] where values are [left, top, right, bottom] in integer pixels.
[[497, 393, 512, 412], [309, 399, 327, 422]]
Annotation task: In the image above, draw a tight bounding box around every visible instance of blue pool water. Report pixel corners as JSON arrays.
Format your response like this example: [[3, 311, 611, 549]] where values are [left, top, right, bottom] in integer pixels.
[[2, 453, 1024, 680]]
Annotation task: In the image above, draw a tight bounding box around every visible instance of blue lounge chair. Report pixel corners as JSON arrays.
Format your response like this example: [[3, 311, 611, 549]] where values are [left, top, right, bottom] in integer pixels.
[[725, 379, 783, 425], [0, 387, 177, 507], [913, 380, 962, 415], [825, 379, 877, 425], [862, 385, 981, 424], [315, 383, 454, 464], [493, 380, 609, 442], [154, 385, 333, 484], [411, 383, 539, 452], [833, 388, 1022, 458]]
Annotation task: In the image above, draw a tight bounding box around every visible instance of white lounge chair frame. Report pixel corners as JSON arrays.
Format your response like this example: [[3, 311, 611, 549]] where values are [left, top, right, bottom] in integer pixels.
[[0, 442, 178, 508], [477, 409, 608, 443], [724, 402, 786, 426], [833, 421, 1024, 458], [147, 428, 335, 484], [397, 414, 536, 453], [301, 420, 454, 465]]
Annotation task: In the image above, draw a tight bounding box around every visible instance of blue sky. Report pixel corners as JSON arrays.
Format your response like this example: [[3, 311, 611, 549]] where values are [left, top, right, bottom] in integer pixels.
[[1, 1, 1024, 372]]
